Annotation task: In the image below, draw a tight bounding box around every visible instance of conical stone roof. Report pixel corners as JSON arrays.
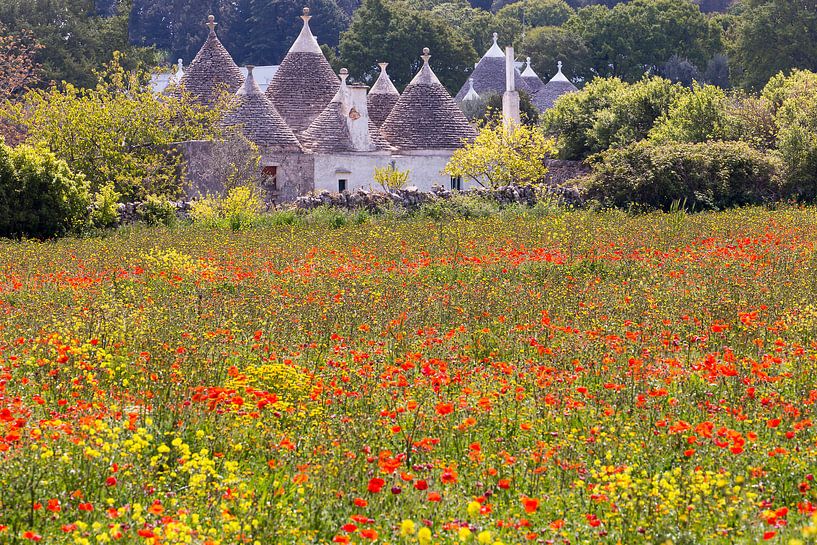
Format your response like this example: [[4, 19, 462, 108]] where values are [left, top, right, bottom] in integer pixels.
[[381, 49, 477, 151], [462, 78, 481, 102], [367, 63, 401, 128], [222, 66, 302, 151], [301, 70, 391, 153], [520, 57, 545, 95], [454, 33, 528, 102], [266, 8, 340, 134], [535, 61, 579, 111], [178, 16, 244, 106]]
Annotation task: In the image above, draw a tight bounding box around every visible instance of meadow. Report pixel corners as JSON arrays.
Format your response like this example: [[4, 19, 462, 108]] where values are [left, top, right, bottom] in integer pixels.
[[1, 207, 817, 544]]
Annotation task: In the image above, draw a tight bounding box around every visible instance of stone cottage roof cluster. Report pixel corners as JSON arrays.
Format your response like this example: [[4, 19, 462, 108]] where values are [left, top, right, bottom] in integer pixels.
[[173, 9, 576, 201], [454, 32, 578, 112]]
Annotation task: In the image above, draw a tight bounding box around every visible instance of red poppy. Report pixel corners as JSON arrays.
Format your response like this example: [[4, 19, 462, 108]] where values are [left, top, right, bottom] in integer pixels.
[[521, 496, 540, 513], [368, 478, 386, 493]]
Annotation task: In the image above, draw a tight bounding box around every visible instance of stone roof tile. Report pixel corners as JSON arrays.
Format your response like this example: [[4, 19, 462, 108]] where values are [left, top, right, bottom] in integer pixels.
[[265, 8, 340, 133], [222, 66, 302, 151], [178, 16, 244, 106], [381, 49, 477, 151]]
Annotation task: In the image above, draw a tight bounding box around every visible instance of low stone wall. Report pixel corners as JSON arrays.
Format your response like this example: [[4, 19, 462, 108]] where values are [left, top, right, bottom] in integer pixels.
[[293, 182, 583, 211], [118, 201, 192, 224]]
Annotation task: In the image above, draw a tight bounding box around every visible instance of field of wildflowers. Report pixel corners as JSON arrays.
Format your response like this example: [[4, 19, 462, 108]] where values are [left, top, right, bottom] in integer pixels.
[[2, 207, 817, 544]]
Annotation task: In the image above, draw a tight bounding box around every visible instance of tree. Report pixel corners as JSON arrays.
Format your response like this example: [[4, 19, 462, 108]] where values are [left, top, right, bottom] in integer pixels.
[[431, 2, 499, 56], [649, 83, 732, 143], [0, 25, 41, 142], [445, 121, 556, 187], [564, 0, 722, 80], [659, 55, 702, 87], [0, 0, 158, 87], [495, 0, 574, 28], [730, 0, 817, 90], [0, 26, 40, 100], [0, 141, 90, 239], [339, 0, 477, 92], [3, 54, 223, 201], [520, 26, 591, 82], [240, 0, 350, 65]]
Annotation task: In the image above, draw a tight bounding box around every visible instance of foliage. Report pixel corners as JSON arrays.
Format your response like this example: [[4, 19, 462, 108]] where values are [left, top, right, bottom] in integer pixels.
[[90, 183, 122, 229], [520, 26, 592, 83], [543, 76, 685, 159], [770, 75, 817, 201], [190, 185, 265, 230], [482, 91, 540, 126], [649, 83, 732, 144], [0, 25, 40, 100], [542, 76, 626, 159], [373, 164, 410, 191], [586, 140, 781, 210], [587, 76, 686, 152], [729, 0, 817, 90], [5, 208, 817, 542], [138, 195, 178, 227], [445, 121, 556, 187], [0, 141, 90, 238], [659, 54, 702, 87], [495, 0, 574, 28], [339, 0, 477, 92], [2, 54, 223, 202], [564, 0, 721, 80], [0, 0, 159, 88]]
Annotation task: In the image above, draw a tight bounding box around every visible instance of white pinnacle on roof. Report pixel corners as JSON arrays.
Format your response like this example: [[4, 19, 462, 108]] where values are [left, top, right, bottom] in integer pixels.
[[410, 48, 442, 85], [550, 61, 570, 83], [521, 57, 538, 78], [289, 7, 322, 54], [484, 32, 505, 58], [370, 62, 399, 95], [462, 78, 480, 101]]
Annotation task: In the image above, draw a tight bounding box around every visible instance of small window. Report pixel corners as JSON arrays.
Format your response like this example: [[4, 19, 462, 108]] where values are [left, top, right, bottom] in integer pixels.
[[450, 175, 462, 191], [338, 179, 348, 193], [262, 165, 278, 191]]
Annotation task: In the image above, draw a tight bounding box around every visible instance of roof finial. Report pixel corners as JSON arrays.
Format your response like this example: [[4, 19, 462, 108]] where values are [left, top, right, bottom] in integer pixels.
[[493, 32, 498, 45], [526, 56, 532, 67], [378, 62, 389, 72], [339, 68, 349, 85], [207, 15, 217, 32], [422, 47, 431, 64], [557, 60, 563, 73], [247, 65, 255, 76], [302, 6, 312, 23]]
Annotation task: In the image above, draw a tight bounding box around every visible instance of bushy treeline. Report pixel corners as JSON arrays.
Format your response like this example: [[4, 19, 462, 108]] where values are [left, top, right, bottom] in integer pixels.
[[544, 70, 817, 209]]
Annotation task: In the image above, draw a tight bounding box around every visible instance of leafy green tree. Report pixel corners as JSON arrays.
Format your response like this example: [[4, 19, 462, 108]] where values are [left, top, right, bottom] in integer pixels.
[[520, 26, 591, 82], [588, 77, 687, 151], [3, 54, 222, 201], [0, 141, 90, 238], [730, 0, 817, 90], [129, 0, 243, 65], [0, 0, 158, 87], [445, 121, 556, 187], [431, 2, 498, 56], [339, 0, 477, 92], [649, 83, 732, 144], [544, 76, 686, 159], [495, 0, 574, 28], [240, 0, 350, 64], [565, 0, 722, 80]]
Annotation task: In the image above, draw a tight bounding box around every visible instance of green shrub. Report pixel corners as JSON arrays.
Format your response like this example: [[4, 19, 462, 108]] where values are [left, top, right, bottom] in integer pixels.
[[90, 183, 122, 229], [139, 195, 177, 227], [0, 142, 90, 239], [649, 84, 733, 144], [190, 185, 265, 230], [586, 141, 782, 210]]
